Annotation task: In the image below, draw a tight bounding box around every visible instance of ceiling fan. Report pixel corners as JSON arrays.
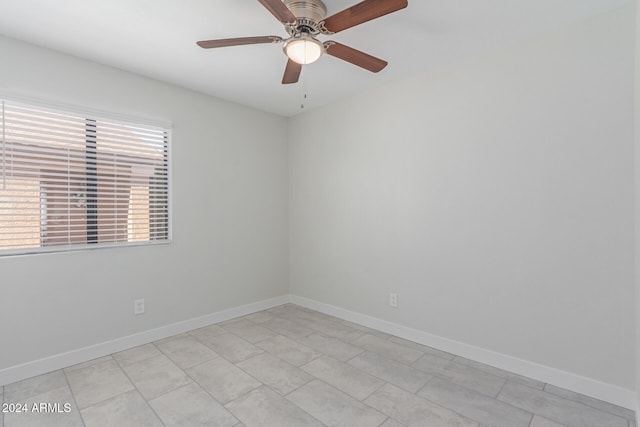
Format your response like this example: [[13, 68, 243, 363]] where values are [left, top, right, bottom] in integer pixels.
[[197, 0, 408, 84]]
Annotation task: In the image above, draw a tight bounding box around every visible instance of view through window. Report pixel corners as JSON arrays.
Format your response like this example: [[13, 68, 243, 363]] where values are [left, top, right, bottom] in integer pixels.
[[0, 100, 170, 254]]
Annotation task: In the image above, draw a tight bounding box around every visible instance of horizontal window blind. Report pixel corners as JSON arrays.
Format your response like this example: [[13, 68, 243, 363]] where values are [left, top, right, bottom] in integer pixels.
[[0, 99, 170, 255]]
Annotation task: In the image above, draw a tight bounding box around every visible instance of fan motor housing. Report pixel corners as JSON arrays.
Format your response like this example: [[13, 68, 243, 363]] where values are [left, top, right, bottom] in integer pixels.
[[284, 0, 327, 21]]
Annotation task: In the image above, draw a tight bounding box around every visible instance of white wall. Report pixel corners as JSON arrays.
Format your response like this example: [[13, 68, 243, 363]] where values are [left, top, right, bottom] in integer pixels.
[[290, 4, 635, 392], [0, 36, 289, 372]]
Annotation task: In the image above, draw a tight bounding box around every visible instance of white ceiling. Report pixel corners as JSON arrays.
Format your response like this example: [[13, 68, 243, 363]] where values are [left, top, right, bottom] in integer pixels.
[[0, 0, 631, 117]]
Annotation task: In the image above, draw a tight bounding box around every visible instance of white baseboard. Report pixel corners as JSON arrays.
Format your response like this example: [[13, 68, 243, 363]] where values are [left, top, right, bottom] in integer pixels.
[[0, 295, 291, 387], [290, 295, 637, 411]]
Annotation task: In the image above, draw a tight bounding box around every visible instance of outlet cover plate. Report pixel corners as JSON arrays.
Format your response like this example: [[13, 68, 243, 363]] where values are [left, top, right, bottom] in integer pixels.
[[134, 299, 145, 315], [389, 293, 398, 308]]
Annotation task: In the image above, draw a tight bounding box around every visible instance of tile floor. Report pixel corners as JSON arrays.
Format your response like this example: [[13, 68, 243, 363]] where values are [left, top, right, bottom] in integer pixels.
[[0, 303, 636, 427]]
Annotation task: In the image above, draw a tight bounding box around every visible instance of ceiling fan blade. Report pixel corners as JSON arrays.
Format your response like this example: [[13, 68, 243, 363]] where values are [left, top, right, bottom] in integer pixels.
[[197, 36, 283, 49], [322, 0, 408, 34], [324, 42, 387, 73], [282, 59, 302, 84], [258, 0, 297, 23]]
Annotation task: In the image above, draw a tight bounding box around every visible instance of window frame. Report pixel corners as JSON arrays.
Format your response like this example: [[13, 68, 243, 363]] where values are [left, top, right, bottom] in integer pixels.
[[0, 94, 172, 257]]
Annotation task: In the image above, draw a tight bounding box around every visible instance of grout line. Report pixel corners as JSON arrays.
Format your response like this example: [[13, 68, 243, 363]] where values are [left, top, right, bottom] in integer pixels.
[[359, 379, 386, 403], [177, 362, 242, 423], [495, 377, 508, 399], [408, 381, 490, 426], [542, 384, 636, 421], [283, 377, 378, 426], [416, 371, 540, 425], [112, 343, 162, 369], [234, 352, 290, 381], [63, 361, 133, 411], [76, 388, 135, 415], [497, 379, 633, 422], [527, 412, 534, 427], [261, 383, 327, 426], [343, 351, 362, 364], [155, 345, 220, 371], [217, 327, 272, 351], [280, 375, 315, 398], [220, 383, 262, 408], [357, 378, 450, 426], [62, 369, 87, 427], [112, 351, 168, 427]]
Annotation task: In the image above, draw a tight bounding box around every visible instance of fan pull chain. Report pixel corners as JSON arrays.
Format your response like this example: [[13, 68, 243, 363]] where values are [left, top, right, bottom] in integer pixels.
[[300, 70, 308, 110]]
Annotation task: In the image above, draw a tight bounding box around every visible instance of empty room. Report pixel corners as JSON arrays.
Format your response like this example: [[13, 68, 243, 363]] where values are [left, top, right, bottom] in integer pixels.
[[0, 0, 638, 426]]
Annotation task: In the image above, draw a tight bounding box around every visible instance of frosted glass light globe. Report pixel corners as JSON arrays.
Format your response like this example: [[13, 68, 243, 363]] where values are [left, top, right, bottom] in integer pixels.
[[284, 34, 323, 65]]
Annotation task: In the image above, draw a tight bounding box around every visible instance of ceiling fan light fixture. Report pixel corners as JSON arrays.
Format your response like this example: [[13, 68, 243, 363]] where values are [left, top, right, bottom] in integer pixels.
[[284, 34, 324, 65]]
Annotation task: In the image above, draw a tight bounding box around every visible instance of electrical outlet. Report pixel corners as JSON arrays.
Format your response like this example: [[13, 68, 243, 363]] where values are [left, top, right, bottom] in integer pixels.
[[389, 293, 398, 308], [134, 298, 145, 315]]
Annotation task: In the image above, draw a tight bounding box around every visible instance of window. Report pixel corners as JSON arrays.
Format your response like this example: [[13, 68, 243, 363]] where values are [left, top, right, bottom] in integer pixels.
[[0, 99, 170, 255]]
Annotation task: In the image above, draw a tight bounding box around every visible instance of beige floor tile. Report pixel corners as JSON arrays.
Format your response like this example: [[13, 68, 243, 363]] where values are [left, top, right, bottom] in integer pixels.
[[113, 344, 161, 367], [379, 418, 406, 427], [121, 354, 192, 400], [149, 383, 238, 427], [301, 355, 385, 401], [64, 356, 114, 373], [340, 321, 393, 340], [186, 357, 261, 404], [295, 333, 364, 362], [304, 318, 366, 342], [65, 359, 134, 409], [4, 371, 67, 403], [354, 334, 424, 365], [543, 384, 635, 421], [221, 319, 277, 343], [242, 311, 276, 323], [453, 356, 545, 390], [225, 386, 323, 427], [267, 305, 321, 320], [413, 355, 506, 397], [365, 383, 477, 427], [287, 379, 387, 427], [156, 335, 219, 369], [348, 351, 431, 393], [530, 416, 567, 427], [418, 377, 532, 427], [257, 335, 322, 366], [260, 317, 316, 339], [498, 382, 627, 427], [196, 333, 263, 363], [3, 386, 82, 427], [188, 324, 226, 342], [81, 390, 163, 427], [387, 336, 456, 360], [153, 333, 190, 346], [236, 353, 313, 395]]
